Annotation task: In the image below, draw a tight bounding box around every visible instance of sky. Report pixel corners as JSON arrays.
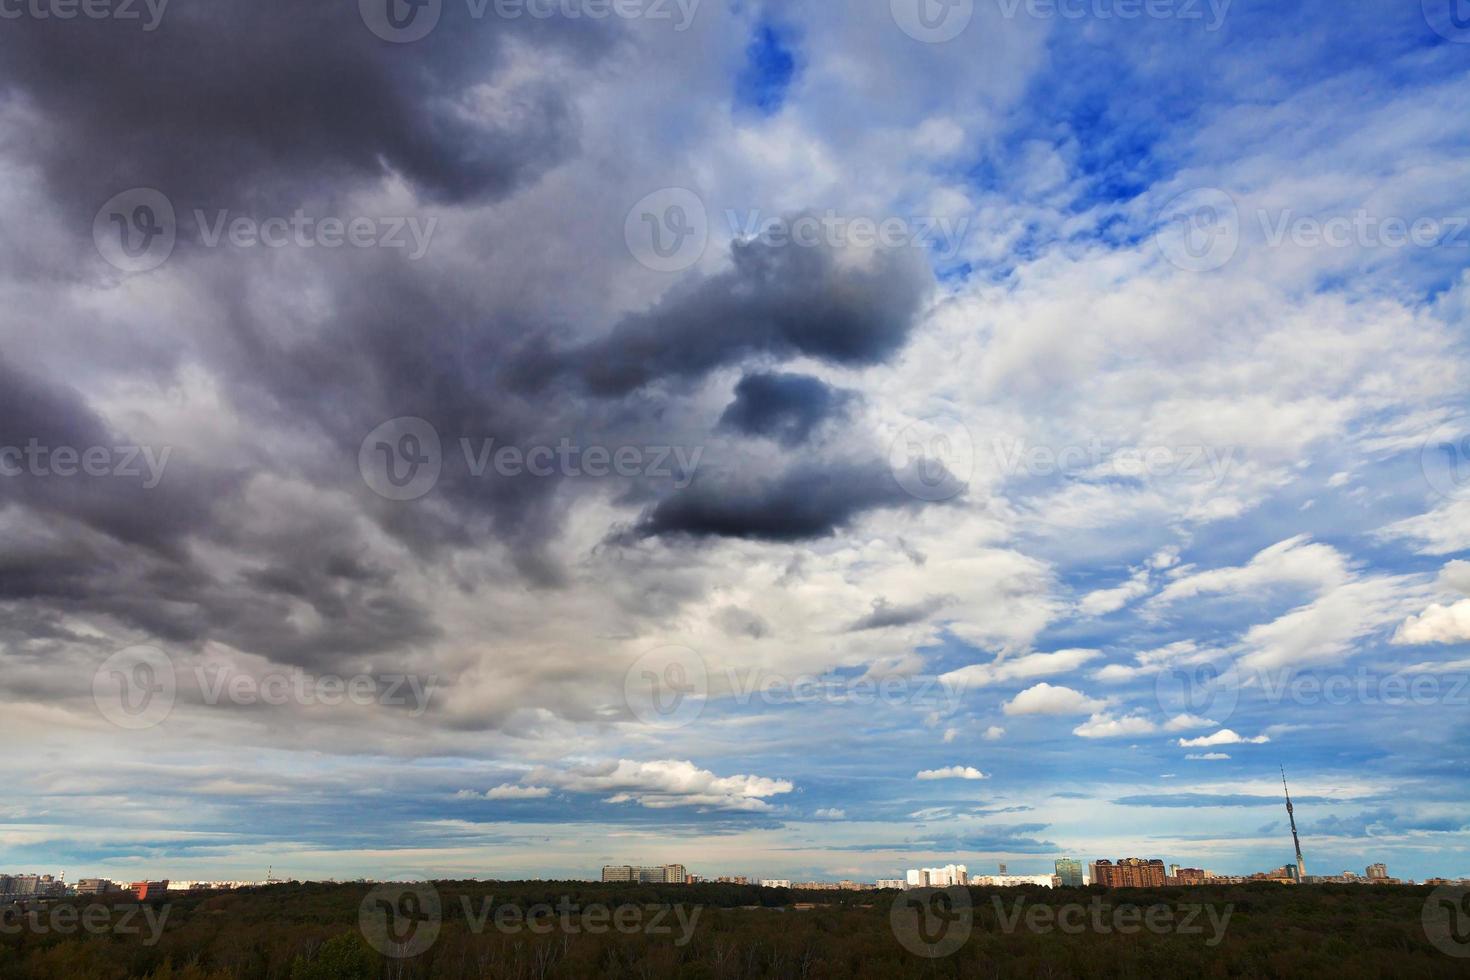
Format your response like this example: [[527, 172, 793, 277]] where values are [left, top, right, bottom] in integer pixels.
[[1, 0, 1469, 886]]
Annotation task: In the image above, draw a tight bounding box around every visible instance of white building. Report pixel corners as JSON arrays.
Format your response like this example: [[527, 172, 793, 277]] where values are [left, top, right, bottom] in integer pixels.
[[758, 879, 791, 888], [876, 879, 906, 890], [904, 864, 968, 888]]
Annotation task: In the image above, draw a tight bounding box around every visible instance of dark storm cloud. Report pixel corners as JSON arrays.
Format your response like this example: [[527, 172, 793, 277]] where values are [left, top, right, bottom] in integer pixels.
[[0, 358, 226, 556], [848, 594, 954, 631], [633, 458, 929, 542], [563, 236, 931, 396], [0, 0, 594, 218], [718, 371, 855, 446]]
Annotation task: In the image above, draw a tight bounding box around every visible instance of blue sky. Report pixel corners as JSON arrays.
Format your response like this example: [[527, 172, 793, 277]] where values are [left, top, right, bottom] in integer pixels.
[[1, 0, 1469, 886]]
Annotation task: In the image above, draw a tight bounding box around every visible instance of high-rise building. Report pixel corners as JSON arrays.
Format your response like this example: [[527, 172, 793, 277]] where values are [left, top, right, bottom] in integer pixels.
[[1054, 858, 1084, 887], [1091, 859, 1166, 888], [876, 879, 906, 890], [76, 878, 114, 895], [758, 879, 791, 888], [1366, 863, 1388, 880], [998, 863, 1008, 875], [132, 880, 169, 900], [600, 865, 686, 884]]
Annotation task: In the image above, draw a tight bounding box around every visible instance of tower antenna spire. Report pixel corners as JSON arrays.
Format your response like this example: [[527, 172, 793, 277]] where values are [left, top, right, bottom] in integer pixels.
[[1281, 765, 1306, 881]]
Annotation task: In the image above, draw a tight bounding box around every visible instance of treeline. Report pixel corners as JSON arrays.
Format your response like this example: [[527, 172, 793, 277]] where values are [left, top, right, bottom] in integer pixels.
[[0, 880, 1462, 978]]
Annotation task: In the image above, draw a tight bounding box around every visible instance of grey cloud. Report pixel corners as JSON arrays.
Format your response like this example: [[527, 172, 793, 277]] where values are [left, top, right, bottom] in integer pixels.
[[0, 1, 595, 219], [564, 236, 931, 396], [633, 458, 932, 543], [718, 371, 856, 446], [848, 595, 954, 632]]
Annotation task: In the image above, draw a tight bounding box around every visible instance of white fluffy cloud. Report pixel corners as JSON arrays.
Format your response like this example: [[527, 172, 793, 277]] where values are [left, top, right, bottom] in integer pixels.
[[1393, 599, 1470, 646], [1003, 683, 1106, 716], [484, 784, 553, 800], [528, 760, 794, 812], [1178, 730, 1270, 748], [941, 649, 1100, 690], [915, 766, 989, 781], [1072, 712, 1156, 739]]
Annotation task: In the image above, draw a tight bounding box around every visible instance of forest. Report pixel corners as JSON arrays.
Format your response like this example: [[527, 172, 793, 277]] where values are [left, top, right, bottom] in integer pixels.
[[1, 879, 1465, 978]]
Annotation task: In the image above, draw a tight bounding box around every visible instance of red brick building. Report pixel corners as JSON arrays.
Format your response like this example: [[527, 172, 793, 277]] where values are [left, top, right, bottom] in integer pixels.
[[1091, 859, 1166, 888]]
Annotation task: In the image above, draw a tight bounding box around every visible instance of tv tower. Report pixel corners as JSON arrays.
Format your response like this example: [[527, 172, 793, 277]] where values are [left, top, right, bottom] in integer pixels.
[[1281, 766, 1306, 881]]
